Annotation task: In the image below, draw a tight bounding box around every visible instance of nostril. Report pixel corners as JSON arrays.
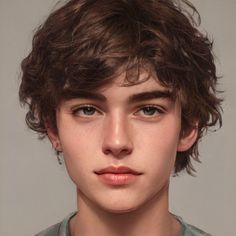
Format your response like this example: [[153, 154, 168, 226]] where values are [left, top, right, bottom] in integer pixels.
[[102, 145, 133, 158]]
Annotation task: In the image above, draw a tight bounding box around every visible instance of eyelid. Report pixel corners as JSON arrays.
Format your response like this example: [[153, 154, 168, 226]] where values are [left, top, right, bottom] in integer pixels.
[[71, 104, 103, 114], [136, 104, 166, 112], [133, 104, 166, 118]]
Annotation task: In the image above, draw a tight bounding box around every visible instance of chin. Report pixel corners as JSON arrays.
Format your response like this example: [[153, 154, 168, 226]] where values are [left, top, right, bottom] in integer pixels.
[[98, 199, 143, 215], [106, 206, 138, 214]]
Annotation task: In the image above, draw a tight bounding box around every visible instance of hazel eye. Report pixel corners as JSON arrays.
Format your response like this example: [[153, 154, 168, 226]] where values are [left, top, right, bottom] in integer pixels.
[[137, 105, 164, 117], [72, 105, 99, 117]]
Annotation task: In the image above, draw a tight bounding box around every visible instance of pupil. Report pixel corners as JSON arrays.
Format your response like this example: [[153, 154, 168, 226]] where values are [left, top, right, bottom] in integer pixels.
[[84, 107, 95, 115], [144, 107, 156, 115]]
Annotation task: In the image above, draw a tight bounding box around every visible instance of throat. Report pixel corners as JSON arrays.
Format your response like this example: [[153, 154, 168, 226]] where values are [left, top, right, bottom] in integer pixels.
[[69, 187, 181, 236]]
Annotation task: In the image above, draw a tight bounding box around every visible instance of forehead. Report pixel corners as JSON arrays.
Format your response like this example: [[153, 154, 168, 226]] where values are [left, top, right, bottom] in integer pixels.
[[59, 72, 176, 108], [99, 73, 170, 96], [59, 69, 177, 104]]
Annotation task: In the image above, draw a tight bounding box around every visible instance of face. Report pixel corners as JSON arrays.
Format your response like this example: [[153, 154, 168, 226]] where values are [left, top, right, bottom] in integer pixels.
[[48, 74, 197, 213]]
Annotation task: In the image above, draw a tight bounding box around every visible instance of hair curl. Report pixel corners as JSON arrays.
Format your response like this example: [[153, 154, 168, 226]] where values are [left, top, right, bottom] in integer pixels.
[[19, 0, 223, 175]]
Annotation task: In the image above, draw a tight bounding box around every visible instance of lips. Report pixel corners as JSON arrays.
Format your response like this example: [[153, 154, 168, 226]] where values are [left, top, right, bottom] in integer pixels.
[[94, 166, 142, 186], [94, 166, 142, 175]]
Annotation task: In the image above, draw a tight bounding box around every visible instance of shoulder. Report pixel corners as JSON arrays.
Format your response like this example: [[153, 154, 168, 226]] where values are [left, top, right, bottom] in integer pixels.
[[176, 215, 212, 236], [35, 222, 61, 236], [182, 222, 212, 236], [35, 212, 76, 236]]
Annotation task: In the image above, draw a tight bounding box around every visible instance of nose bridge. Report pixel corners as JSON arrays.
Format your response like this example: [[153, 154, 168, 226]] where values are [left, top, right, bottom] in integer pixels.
[[102, 110, 133, 157]]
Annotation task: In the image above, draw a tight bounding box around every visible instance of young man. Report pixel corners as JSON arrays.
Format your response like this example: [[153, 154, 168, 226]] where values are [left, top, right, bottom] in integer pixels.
[[19, 0, 222, 235]]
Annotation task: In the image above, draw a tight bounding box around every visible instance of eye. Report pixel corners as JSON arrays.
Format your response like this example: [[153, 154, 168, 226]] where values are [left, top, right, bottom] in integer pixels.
[[72, 105, 100, 117], [136, 105, 164, 117]]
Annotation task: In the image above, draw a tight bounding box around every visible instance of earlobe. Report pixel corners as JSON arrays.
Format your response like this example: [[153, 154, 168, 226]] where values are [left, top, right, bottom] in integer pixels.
[[177, 124, 198, 152], [46, 124, 62, 152]]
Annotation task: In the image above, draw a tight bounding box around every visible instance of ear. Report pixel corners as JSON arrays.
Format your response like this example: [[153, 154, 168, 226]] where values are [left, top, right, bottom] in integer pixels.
[[177, 123, 198, 152], [46, 124, 62, 152]]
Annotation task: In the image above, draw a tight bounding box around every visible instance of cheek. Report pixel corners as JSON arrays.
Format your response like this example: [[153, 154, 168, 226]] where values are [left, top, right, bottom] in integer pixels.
[[58, 120, 100, 153], [137, 124, 180, 192], [56, 124, 97, 180], [134, 120, 181, 171], [136, 121, 180, 155]]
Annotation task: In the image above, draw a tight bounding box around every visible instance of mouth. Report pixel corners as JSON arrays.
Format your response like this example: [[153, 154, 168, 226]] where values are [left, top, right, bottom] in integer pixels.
[[94, 166, 142, 186]]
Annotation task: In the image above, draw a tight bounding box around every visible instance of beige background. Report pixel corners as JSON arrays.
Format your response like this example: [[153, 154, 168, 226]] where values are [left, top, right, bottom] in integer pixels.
[[1, 0, 235, 235]]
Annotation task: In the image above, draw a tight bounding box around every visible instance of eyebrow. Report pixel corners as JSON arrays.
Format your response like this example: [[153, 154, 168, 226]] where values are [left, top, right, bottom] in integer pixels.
[[128, 90, 174, 103], [62, 89, 174, 103], [63, 90, 107, 102]]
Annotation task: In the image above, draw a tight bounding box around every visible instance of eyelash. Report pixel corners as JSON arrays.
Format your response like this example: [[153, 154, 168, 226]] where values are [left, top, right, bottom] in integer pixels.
[[135, 105, 165, 117], [71, 104, 165, 118], [72, 105, 101, 117]]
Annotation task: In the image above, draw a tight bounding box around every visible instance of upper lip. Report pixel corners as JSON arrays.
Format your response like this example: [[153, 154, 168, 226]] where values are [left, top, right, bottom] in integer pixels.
[[94, 166, 142, 175]]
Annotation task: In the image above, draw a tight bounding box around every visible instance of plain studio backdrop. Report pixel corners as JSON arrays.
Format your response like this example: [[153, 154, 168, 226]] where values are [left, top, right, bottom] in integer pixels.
[[0, 0, 235, 235]]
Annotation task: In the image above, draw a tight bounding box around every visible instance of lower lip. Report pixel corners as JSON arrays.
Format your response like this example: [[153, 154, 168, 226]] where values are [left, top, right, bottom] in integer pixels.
[[96, 173, 139, 186]]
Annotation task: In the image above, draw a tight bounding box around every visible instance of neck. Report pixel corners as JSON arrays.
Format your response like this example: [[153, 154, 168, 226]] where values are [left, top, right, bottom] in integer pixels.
[[70, 184, 180, 236]]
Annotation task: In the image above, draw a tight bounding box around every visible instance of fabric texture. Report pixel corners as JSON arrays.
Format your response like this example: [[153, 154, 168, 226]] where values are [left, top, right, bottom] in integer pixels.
[[36, 212, 212, 236]]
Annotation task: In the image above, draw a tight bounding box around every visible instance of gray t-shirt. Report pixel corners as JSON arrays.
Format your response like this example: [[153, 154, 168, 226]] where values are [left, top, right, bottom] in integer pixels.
[[36, 212, 212, 236]]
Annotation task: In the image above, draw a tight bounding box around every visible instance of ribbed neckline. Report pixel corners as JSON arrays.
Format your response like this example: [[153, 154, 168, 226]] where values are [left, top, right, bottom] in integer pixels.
[[61, 212, 186, 236]]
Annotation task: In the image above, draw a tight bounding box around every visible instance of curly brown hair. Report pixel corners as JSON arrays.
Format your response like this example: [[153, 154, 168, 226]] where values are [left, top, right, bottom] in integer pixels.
[[19, 0, 222, 175]]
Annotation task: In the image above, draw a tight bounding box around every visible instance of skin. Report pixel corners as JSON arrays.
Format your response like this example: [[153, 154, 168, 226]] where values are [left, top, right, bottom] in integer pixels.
[[47, 73, 198, 236]]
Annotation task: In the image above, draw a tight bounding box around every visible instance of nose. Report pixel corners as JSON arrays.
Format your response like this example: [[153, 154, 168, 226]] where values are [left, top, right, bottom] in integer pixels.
[[102, 113, 133, 158]]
